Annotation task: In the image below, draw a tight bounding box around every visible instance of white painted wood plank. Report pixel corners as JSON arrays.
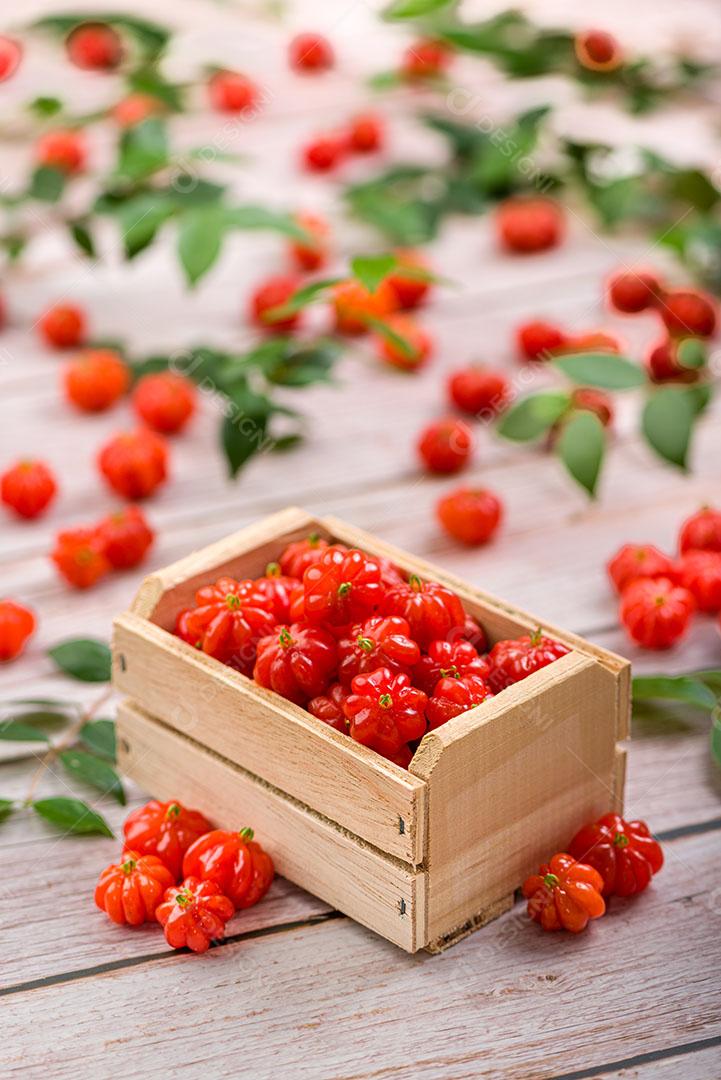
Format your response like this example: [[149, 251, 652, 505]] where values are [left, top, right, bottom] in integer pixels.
[[3, 831, 719, 1079]]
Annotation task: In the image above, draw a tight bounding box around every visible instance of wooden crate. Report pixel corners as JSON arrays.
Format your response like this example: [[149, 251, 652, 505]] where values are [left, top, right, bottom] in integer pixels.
[[114, 507, 629, 953]]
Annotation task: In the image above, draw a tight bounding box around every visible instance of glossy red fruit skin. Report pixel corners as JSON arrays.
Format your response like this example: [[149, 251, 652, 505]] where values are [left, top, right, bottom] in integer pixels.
[[574, 29, 623, 72], [437, 487, 503, 546], [307, 682, 350, 732], [183, 828, 274, 910], [386, 250, 432, 311], [377, 315, 432, 371], [619, 576, 695, 650], [337, 615, 421, 686], [660, 289, 717, 339], [402, 38, 452, 80], [132, 372, 196, 434], [0, 36, 22, 82], [523, 852, 606, 932], [289, 212, 330, 272], [606, 269, 662, 314], [94, 850, 175, 926], [39, 304, 86, 349], [64, 349, 129, 412], [516, 320, 566, 362], [66, 22, 123, 70], [303, 547, 383, 626], [0, 600, 36, 661], [302, 133, 347, 172], [568, 814, 663, 897], [448, 366, 512, 418], [95, 506, 154, 569], [288, 32, 334, 72], [123, 799, 212, 880], [343, 667, 427, 759], [1, 461, 57, 519], [570, 387, 614, 427], [51, 527, 111, 589], [417, 418, 474, 475], [111, 93, 160, 128], [497, 198, 563, 255], [177, 576, 277, 673], [412, 639, 490, 697], [679, 507, 721, 555], [645, 337, 699, 384], [677, 550, 721, 613], [156, 877, 235, 953], [383, 575, 465, 648], [488, 632, 570, 692], [208, 70, 259, 114], [98, 429, 169, 500], [253, 563, 297, 624], [250, 275, 301, 333], [460, 614, 487, 653], [35, 130, 87, 174], [278, 534, 332, 579], [426, 672, 492, 730], [607, 543, 676, 594], [348, 113, 384, 154], [254, 623, 337, 705]]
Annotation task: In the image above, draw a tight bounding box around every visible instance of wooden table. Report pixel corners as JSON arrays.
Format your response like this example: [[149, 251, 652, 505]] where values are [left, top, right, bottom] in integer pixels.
[[2, 2, 721, 1076]]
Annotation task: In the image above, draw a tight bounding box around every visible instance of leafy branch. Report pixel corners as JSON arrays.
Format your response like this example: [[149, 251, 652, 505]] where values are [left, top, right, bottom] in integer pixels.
[[381, 5, 717, 113], [1, 638, 119, 837], [496, 351, 715, 497]]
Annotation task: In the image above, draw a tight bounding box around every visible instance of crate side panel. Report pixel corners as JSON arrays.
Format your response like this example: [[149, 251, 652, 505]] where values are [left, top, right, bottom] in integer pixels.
[[112, 614, 426, 865], [117, 701, 424, 952], [412, 653, 621, 943]]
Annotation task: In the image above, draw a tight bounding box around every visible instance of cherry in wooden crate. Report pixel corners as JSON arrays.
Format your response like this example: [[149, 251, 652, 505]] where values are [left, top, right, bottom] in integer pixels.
[[113, 506, 629, 953]]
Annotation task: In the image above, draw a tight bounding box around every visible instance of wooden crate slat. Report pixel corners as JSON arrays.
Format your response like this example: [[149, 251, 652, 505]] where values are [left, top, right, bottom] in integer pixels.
[[117, 700, 426, 952]]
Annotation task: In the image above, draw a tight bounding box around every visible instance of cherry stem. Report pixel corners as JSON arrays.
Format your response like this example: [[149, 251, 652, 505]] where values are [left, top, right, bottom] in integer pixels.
[[613, 832, 630, 848], [543, 872, 560, 889], [379, 693, 393, 709], [239, 826, 254, 842], [357, 636, 374, 653]]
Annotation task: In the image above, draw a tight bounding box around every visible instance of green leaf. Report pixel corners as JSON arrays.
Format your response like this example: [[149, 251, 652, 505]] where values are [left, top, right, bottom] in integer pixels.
[[694, 670, 721, 693], [68, 218, 96, 257], [223, 205, 307, 240], [80, 719, 116, 762], [350, 253, 398, 292], [28, 95, 63, 118], [1, 707, 71, 731], [711, 717, 721, 769], [632, 674, 717, 711], [497, 391, 570, 442], [48, 639, 111, 682], [385, 0, 454, 16], [115, 117, 169, 182], [0, 798, 14, 824], [221, 412, 268, 478], [0, 719, 49, 743], [554, 353, 646, 390], [115, 192, 174, 259], [557, 411, 605, 498], [177, 206, 226, 285], [642, 386, 697, 469], [263, 339, 341, 387], [677, 338, 707, 370], [28, 166, 66, 203], [365, 316, 415, 359], [32, 797, 113, 837], [265, 277, 342, 320], [59, 749, 125, 805]]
